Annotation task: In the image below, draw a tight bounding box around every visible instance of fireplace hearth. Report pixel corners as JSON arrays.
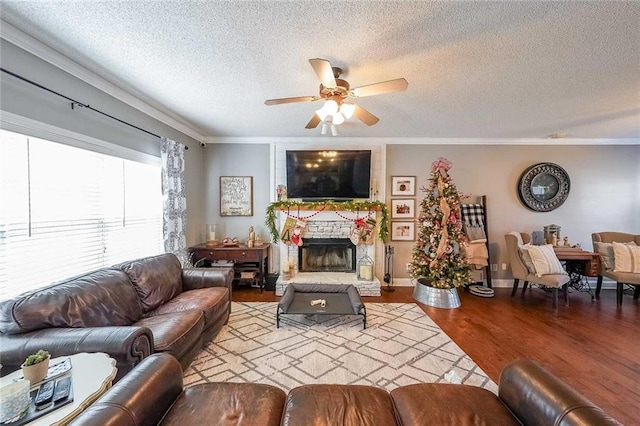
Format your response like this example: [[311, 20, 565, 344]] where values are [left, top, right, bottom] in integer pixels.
[[298, 238, 356, 272]]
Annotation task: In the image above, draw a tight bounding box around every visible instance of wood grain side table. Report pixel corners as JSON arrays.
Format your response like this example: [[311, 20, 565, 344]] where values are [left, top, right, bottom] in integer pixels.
[[189, 243, 270, 290]]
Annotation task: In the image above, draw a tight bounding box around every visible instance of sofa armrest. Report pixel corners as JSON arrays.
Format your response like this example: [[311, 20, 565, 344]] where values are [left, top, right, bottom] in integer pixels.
[[182, 267, 234, 292], [69, 353, 183, 426], [499, 359, 621, 425], [0, 326, 153, 382]]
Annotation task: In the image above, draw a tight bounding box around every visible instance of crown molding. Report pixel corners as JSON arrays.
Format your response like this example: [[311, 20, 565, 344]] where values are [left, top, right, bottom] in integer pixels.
[[0, 19, 205, 142], [203, 136, 639, 145]]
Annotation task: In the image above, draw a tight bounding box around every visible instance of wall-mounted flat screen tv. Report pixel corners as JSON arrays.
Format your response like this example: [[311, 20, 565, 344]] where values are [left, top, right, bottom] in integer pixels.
[[286, 150, 371, 200]]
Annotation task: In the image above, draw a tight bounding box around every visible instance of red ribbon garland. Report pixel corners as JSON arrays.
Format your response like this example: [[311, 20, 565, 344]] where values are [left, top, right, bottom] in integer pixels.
[[284, 207, 375, 223]]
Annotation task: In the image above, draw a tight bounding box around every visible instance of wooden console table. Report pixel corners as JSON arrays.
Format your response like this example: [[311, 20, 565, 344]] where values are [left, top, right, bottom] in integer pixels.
[[189, 243, 270, 289]]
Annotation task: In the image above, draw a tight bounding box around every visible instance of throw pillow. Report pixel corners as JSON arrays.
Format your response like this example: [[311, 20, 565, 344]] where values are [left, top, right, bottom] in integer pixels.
[[517, 244, 537, 275], [593, 242, 615, 270], [594, 241, 637, 271], [526, 244, 566, 277], [612, 242, 640, 273]]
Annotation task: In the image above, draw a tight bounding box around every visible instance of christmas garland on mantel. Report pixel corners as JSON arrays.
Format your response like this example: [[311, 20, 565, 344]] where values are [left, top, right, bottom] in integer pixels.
[[265, 200, 389, 243]]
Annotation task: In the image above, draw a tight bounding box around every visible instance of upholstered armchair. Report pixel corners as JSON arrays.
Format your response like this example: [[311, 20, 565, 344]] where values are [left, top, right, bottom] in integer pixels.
[[591, 232, 640, 305], [505, 232, 570, 308]]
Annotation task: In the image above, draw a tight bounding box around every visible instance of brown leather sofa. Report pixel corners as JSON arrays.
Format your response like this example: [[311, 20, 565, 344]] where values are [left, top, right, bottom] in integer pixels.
[[0, 253, 233, 381], [70, 353, 621, 426]]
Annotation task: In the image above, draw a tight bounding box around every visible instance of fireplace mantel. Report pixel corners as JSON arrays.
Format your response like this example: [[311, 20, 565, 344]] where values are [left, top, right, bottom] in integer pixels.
[[266, 200, 389, 244]]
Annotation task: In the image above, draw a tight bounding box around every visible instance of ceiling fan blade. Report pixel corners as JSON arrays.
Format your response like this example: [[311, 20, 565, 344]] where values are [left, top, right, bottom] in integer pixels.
[[353, 105, 380, 126], [305, 114, 321, 129], [309, 58, 337, 89], [264, 96, 319, 106], [351, 78, 408, 97]]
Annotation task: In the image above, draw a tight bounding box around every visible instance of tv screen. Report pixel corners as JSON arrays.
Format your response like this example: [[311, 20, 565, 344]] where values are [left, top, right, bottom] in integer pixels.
[[286, 150, 371, 200]]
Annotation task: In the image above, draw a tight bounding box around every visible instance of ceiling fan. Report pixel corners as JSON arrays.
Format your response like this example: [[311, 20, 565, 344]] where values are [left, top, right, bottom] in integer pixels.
[[264, 58, 408, 131]]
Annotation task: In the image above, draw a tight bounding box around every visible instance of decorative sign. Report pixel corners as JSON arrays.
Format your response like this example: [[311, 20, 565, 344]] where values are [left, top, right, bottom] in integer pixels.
[[220, 176, 253, 216]]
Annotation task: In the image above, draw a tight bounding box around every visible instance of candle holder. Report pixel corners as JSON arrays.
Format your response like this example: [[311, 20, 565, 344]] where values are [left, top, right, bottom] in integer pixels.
[[206, 224, 219, 247]]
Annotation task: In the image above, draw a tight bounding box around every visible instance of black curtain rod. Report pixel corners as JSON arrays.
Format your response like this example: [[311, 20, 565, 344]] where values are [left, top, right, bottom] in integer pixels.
[[1, 67, 174, 143]]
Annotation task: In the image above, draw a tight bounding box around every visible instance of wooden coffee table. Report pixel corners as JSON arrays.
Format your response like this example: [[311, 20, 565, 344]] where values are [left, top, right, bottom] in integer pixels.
[[0, 352, 117, 426], [277, 283, 367, 329]]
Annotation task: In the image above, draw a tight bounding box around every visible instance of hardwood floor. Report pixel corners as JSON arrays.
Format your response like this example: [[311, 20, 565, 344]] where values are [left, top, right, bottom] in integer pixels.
[[232, 284, 639, 424]]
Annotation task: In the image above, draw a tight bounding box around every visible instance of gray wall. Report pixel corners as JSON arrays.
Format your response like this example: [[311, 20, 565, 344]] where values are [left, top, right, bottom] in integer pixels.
[[204, 144, 271, 247], [204, 143, 639, 284], [0, 40, 206, 246], [386, 144, 640, 282]]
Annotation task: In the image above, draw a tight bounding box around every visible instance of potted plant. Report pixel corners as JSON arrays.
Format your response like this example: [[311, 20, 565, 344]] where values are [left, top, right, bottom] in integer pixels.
[[21, 349, 50, 384], [409, 157, 472, 308]]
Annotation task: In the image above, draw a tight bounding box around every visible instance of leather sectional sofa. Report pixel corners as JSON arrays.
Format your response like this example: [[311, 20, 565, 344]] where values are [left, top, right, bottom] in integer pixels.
[[0, 253, 233, 381], [70, 353, 621, 426]]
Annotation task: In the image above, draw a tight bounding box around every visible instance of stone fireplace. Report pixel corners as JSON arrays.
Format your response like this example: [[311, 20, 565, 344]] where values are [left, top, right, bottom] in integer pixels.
[[298, 238, 356, 272], [275, 211, 381, 296]]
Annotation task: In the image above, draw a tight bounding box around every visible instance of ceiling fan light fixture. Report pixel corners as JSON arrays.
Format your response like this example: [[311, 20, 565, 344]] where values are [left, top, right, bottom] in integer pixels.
[[315, 108, 330, 122], [321, 122, 329, 135], [340, 102, 355, 119], [331, 125, 338, 136], [324, 99, 339, 115], [332, 112, 345, 125]]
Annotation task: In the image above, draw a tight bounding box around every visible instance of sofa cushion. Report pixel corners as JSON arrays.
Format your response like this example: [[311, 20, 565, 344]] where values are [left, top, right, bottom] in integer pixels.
[[391, 383, 519, 425], [612, 242, 640, 273], [0, 269, 142, 334], [147, 287, 229, 330], [135, 310, 203, 359], [282, 384, 397, 426], [161, 383, 286, 426], [116, 253, 183, 313]]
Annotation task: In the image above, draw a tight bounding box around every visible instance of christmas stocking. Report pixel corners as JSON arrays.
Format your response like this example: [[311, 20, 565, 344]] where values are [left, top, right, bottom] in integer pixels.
[[360, 217, 377, 245], [280, 217, 296, 245], [350, 218, 366, 246], [290, 219, 307, 246]]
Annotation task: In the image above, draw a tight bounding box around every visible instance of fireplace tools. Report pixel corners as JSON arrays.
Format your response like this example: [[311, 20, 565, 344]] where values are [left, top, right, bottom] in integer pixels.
[[383, 245, 395, 292]]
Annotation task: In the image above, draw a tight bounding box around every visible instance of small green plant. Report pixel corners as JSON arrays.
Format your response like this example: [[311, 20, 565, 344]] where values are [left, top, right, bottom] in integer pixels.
[[23, 349, 50, 366]]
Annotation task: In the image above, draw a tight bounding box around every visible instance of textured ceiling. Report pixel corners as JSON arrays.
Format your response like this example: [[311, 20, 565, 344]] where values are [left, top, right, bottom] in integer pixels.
[[1, 1, 639, 140]]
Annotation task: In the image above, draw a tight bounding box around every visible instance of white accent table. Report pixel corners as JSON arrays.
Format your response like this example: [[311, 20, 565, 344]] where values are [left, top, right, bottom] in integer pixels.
[[0, 352, 117, 426]]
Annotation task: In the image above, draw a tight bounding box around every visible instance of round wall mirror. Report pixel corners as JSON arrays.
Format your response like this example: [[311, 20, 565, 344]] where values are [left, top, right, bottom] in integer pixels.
[[517, 163, 570, 212]]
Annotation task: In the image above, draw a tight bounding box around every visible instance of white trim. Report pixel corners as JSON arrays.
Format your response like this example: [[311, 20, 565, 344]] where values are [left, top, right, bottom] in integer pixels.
[[204, 136, 640, 145], [0, 110, 161, 165], [0, 19, 205, 143]]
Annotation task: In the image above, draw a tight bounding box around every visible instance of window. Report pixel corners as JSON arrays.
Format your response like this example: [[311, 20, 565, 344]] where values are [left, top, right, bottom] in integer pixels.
[[0, 128, 163, 301]]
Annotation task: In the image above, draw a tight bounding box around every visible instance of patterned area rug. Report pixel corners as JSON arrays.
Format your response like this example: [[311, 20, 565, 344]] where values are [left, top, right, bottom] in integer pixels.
[[183, 302, 497, 393]]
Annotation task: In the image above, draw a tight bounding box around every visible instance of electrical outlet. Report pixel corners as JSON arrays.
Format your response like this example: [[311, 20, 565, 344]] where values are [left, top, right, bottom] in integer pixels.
[[502, 263, 508, 270], [491, 264, 498, 272], [406, 263, 411, 272]]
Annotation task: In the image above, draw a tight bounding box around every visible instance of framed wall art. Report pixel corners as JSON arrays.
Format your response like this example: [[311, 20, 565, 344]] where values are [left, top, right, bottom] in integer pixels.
[[391, 199, 416, 219], [391, 221, 415, 241], [391, 176, 416, 196], [220, 176, 253, 216]]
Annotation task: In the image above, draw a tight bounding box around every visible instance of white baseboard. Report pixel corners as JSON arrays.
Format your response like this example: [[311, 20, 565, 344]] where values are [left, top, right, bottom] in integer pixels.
[[389, 277, 618, 289]]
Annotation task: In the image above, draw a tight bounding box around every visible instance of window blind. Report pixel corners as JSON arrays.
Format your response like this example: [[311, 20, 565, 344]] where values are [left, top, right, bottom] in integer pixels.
[[0, 128, 163, 301]]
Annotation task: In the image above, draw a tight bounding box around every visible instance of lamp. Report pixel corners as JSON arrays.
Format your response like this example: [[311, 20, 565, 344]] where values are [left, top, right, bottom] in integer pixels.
[[339, 102, 355, 119], [315, 97, 353, 135]]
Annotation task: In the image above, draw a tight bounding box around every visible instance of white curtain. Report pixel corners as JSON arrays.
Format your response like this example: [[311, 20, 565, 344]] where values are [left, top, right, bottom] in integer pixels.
[[161, 137, 190, 266]]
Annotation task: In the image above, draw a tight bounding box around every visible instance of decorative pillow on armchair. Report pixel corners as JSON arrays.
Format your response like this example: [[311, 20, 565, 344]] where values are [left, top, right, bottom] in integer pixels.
[[526, 244, 566, 277], [595, 241, 637, 271], [612, 242, 640, 273], [517, 244, 537, 275]]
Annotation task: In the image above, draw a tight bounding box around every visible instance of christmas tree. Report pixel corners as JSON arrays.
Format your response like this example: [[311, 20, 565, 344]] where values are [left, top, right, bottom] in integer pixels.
[[409, 157, 472, 289]]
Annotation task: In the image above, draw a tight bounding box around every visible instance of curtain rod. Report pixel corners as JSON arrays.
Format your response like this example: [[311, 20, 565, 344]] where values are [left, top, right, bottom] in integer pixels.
[[1, 67, 188, 149]]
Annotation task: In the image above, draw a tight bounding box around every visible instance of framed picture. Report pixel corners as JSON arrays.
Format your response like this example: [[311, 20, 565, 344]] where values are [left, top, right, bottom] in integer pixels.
[[391, 221, 415, 241], [220, 176, 253, 216], [391, 199, 416, 219], [391, 176, 416, 196]]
